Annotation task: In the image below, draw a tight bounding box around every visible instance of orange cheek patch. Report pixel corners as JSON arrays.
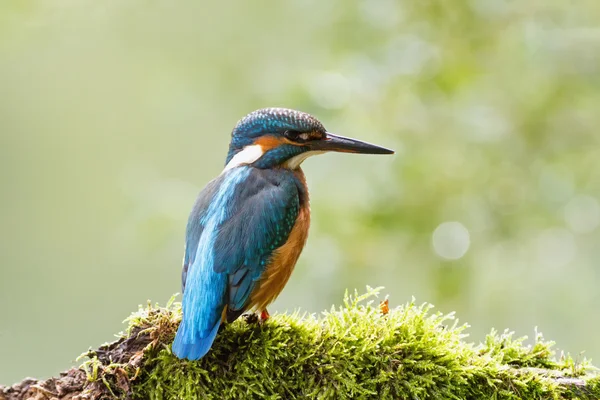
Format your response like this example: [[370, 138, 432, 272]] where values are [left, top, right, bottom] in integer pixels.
[[254, 136, 285, 151]]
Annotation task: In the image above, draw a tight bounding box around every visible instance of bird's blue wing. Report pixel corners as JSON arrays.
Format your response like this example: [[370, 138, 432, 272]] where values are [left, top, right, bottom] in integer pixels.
[[173, 167, 300, 360], [174, 168, 250, 359], [212, 169, 300, 316]]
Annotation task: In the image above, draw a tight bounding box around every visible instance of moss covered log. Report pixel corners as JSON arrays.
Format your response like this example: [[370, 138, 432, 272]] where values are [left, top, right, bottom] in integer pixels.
[[1, 288, 598, 399]]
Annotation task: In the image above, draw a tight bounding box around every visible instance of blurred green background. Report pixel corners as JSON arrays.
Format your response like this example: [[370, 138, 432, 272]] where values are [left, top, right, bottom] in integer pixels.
[[1, 0, 600, 385]]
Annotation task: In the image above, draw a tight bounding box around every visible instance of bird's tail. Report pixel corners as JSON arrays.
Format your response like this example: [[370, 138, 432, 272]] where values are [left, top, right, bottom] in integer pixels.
[[172, 318, 221, 360]]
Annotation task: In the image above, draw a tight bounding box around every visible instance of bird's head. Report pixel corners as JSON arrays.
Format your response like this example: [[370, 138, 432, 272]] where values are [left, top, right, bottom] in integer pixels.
[[225, 108, 394, 171]]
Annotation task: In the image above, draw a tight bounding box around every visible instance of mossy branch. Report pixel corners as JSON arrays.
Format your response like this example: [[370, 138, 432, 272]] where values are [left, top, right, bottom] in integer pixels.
[[1, 288, 598, 399]]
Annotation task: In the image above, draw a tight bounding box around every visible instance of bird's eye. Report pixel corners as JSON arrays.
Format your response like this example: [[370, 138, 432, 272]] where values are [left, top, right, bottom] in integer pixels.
[[284, 130, 301, 141], [284, 130, 317, 143]]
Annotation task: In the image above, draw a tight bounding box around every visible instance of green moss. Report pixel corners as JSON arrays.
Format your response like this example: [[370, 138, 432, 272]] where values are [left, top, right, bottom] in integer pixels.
[[93, 288, 598, 399]]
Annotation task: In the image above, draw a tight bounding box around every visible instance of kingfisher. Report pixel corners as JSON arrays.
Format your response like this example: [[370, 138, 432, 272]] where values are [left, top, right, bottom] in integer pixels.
[[172, 108, 394, 360]]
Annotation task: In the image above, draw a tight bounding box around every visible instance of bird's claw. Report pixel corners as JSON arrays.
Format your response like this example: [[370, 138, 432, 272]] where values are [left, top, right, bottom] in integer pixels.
[[243, 310, 270, 326], [259, 309, 270, 323]]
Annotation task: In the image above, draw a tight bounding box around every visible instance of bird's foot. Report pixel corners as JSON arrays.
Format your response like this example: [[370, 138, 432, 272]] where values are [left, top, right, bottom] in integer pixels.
[[259, 309, 270, 324], [243, 310, 270, 325]]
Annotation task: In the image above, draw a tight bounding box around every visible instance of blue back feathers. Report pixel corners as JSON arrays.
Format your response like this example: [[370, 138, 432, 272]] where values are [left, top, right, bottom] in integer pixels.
[[173, 166, 304, 360], [174, 167, 250, 360], [212, 169, 300, 311]]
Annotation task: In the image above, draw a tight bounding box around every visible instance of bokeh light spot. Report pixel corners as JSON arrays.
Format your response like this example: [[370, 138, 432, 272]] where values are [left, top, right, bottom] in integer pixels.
[[432, 221, 471, 260]]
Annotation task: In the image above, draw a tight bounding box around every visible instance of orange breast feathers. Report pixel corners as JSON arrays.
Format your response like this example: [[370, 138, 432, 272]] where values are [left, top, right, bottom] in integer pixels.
[[249, 194, 310, 311]]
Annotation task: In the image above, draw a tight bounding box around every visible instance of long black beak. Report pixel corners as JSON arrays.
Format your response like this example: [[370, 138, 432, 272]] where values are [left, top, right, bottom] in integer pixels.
[[309, 132, 394, 155]]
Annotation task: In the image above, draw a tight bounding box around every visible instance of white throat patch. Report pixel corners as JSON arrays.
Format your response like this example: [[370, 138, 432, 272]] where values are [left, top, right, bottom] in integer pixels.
[[223, 145, 324, 172], [223, 145, 264, 172], [284, 150, 325, 170]]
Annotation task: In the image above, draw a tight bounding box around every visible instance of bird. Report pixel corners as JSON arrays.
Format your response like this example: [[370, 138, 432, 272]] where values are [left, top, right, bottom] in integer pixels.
[[172, 107, 394, 360]]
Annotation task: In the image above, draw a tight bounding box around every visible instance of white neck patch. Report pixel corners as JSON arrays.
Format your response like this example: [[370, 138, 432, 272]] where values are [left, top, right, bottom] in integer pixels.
[[223, 145, 264, 172], [224, 145, 324, 172], [284, 150, 325, 170]]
